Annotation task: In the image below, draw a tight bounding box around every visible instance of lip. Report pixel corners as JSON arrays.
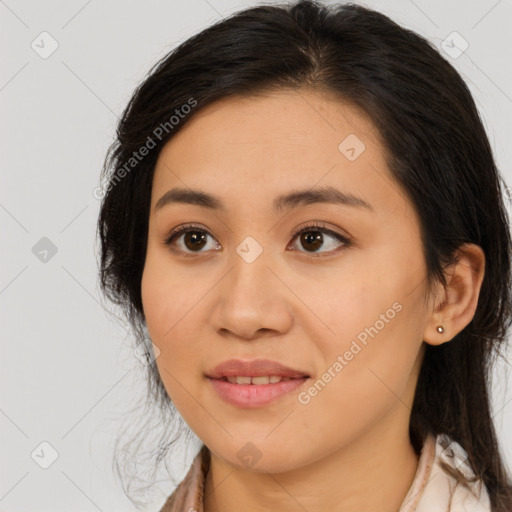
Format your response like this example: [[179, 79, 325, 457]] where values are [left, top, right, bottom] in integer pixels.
[[206, 358, 311, 408], [206, 358, 310, 379], [208, 377, 309, 408]]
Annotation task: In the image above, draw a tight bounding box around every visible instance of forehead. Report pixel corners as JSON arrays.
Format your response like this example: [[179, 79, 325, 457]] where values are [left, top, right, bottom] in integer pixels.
[[151, 89, 407, 219], [155, 89, 382, 164]]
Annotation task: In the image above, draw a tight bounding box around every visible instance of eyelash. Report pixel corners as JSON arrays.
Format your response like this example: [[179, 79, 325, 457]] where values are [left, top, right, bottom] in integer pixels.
[[163, 221, 352, 257]]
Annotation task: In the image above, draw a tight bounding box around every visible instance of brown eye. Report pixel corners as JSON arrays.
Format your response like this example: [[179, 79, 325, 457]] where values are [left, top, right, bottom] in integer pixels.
[[182, 231, 208, 251], [289, 222, 351, 256], [164, 224, 220, 254], [164, 222, 351, 257], [299, 231, 324, 252]]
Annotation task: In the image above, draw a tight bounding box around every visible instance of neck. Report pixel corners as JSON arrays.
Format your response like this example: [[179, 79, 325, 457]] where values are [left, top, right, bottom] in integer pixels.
[[203, 417, 420, 512]]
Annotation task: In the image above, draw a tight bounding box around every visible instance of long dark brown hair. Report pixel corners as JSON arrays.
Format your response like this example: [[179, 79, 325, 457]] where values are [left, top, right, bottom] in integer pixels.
[[96, 1, 512, 509]]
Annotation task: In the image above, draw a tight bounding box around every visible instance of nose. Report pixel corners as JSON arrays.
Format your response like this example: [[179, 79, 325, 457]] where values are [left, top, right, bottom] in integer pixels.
[[210, 247, 294, 341]]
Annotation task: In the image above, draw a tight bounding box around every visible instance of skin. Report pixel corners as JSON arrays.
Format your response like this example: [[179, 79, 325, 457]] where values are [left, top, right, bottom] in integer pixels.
[[140, 88, 485, 512]]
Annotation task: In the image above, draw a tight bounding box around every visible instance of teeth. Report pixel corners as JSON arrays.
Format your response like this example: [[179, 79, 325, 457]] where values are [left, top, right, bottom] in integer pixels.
[[224, 376, 293, 385], [251, 376, 272, 385]]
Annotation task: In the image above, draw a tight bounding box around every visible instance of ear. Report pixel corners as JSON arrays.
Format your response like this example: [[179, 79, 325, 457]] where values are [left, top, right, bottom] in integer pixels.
[[423, 243, 485, 346]]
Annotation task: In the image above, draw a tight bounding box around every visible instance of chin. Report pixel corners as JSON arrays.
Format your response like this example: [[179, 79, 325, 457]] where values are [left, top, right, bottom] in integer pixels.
[[207, 438, 310, 474]]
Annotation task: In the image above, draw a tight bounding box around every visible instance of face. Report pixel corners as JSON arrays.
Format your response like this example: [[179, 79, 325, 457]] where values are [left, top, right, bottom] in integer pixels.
[[141, 88, 432, 473]]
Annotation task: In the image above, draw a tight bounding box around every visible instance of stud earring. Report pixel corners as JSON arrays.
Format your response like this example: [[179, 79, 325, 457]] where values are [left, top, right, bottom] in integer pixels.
[[436, 325, 445, 334]]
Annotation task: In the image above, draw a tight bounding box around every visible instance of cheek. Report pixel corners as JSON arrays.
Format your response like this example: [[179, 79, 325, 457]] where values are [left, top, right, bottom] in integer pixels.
[[142, 247, 172, 333], [141, 246, 205, 341], [141, 253, 208, 409], [304, 253, 425, 410], [293, 302, 423, 455]]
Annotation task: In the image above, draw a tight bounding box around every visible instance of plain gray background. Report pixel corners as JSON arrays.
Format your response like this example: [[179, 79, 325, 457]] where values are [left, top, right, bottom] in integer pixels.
[[1, 0, 511, 510]]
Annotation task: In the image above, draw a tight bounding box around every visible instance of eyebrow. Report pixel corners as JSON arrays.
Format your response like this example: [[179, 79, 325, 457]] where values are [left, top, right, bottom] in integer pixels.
[[154, 185, 374, 214]]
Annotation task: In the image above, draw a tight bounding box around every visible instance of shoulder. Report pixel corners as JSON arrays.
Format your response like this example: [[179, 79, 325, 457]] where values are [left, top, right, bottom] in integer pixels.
[[159, 436, 491, 512], [159, 444, 210, 512], [410, 433, 491, 512]]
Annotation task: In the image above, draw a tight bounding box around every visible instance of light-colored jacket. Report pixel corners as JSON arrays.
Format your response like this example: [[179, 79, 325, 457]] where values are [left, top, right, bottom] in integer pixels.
[[159, 433, 491, 512]]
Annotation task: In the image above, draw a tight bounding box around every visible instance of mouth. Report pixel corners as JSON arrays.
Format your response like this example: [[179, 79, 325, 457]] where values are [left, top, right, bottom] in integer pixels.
[[213, 375, 305, 385], [205, 359, 311, 408], [207, 375, 310, 408], [206, 358, 311, 381]]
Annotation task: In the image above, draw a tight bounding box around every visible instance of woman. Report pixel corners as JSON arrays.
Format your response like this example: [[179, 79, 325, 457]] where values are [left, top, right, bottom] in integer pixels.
[[97, 1, 512, 510]]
